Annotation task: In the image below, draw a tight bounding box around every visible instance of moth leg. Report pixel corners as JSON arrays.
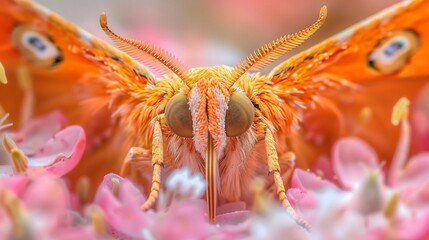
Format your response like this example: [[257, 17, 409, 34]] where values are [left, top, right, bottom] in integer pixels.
[[120, 147, 152, 184], [278, 151, 296, 188], [141, 120, 163, 210], [265, 127, 311, 231]]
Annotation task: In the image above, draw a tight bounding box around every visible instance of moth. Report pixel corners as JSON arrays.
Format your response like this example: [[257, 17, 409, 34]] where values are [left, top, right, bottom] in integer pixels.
[[1, 0, 428, 229]]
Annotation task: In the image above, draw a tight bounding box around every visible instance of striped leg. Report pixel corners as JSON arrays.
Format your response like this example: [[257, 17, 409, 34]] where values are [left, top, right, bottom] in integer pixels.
[[140, 120, 164, 210], [265, 127, 311, 231]]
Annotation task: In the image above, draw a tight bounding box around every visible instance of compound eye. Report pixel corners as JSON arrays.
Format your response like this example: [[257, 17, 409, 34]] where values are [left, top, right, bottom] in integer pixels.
[[368, 29, 419, 74], [165, 93, 193, 138], [225, 93, 255, 137], [12, 25, 63, 67]]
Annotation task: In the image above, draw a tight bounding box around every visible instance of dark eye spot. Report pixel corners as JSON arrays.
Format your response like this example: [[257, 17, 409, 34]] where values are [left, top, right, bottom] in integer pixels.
[[27, 36, 47, 51], [12, 25, 63, 68], [368, 29, 419, 74], [383, 41, 404, 57], [53, 55, 63, 66]]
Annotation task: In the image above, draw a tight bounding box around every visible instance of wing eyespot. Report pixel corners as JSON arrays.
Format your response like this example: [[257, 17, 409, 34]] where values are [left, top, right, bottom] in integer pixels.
[[12, 25, 63, 67], [368, 29, 419, 74]]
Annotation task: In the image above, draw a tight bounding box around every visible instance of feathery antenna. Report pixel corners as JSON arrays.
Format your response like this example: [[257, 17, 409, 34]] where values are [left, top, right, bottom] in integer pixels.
[[99, 12, 191, 87], [228, 6, 327, 88]]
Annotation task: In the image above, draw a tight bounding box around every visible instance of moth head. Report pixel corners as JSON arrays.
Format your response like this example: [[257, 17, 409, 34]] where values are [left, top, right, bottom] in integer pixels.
[[164, 89, 255, 136], [163, 72, 256, 157], [99, 6, 327, 155]]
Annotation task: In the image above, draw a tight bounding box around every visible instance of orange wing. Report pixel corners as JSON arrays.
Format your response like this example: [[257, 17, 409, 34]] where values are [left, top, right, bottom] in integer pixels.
[[269, 0, 429, 169], [0, 0, 157, 190]]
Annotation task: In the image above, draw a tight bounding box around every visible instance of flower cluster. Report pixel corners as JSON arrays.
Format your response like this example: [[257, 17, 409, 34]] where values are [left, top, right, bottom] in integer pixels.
[[286, 97, 429, 239]]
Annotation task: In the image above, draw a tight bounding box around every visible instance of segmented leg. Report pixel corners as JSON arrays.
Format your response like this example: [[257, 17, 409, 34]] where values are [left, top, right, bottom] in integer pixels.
[[278, 151, 296, 188], [265, 127, 311, 231], [141, 120, 164, 210], [120, 147, 152, 182]]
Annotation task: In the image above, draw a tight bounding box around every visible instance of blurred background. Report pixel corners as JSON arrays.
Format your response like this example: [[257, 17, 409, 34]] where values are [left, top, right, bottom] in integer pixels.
[[36, 0, 400, 74]]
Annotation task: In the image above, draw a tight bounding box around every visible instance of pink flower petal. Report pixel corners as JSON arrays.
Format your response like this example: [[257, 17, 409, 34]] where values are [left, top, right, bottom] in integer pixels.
[[97, 174, 146, 205], [397, 153, 429, 207], [400, 182, 429, 209], [54, 227, 98, 240], [365, 215, 429, 240], [217, 211, 250, 226], [413, 110, 429, 149], [13, 111, 66, 155], [26, 125, 86, 177], [332, 137, 379, 189], [0, 175, 29, 196], [94, 174, 152, 239], [412, 83, 429, 150], [153, 201, 213, 239], [311, 155, 339, 184], [291, 169, 338, 192], [217, 201, 246, 215], [1, 111, 86, 177], [397, 153, 429, 189], [22, 176, 72, 236], [393, 217, 429, 240], [287, 187, 316, 208], [214, 219, 251, 240], [287, 169, 338, 208]]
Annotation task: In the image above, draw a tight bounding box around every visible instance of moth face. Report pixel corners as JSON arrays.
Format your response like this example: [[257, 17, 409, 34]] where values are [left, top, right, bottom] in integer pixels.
[[98, 7, 327, 162], [165, 77, 255, 157]]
